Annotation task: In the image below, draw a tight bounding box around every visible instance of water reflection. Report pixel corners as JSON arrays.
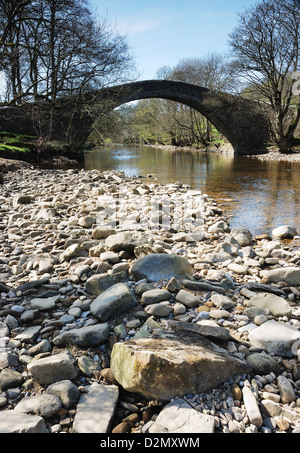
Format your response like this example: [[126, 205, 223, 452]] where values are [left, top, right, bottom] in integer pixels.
[[84, 146, 300, 236]]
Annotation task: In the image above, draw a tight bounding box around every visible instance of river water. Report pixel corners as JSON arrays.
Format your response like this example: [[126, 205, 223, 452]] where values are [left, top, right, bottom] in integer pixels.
[[83, 145, 300, 238]]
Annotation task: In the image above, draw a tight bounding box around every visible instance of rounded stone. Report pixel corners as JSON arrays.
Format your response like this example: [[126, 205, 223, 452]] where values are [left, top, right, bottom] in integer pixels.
[[0, 368, 23, 391], [14, 393, 62, 418], [231, 384, 242, 401], [27, 352, 77, 385], [53, 323, 110, 348], [0, 396, 7, 407], [78, 356, 101, 377], [141, 289, 172, 305], [46, 380, 80, 409], [254, 314, 268, 326], [272, 225, 297, 239], [130, 254, 193, 282], [144, 302, 172, 317], [276, 375, 296, 403], [209, 309, 231, 319], [276, 418, 290, 431]]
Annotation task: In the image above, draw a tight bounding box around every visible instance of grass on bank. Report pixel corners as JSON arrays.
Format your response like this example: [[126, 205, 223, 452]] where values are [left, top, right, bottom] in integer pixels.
[[0, 131, 35, 154]]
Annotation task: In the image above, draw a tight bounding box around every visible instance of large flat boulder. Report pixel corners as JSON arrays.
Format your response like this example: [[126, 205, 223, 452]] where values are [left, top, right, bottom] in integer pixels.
[[110, 331, 252, 401], [129, 253, 193, 282]]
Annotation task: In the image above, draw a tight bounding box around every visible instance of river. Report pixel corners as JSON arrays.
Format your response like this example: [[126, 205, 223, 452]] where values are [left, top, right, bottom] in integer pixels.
[[81, 145, 300, 238]]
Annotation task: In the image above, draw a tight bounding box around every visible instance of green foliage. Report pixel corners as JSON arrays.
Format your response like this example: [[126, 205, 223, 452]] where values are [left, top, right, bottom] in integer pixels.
[[102, 99, 226, 149], [0, 131, 35, 154]]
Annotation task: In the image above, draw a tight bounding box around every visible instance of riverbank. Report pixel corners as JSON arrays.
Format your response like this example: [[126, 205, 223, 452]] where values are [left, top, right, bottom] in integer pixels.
[[252, 150, 300, 162], [0, 167, 300, 434], [0, 132, 86, 166], [140, 142, 235, 154], [142, 143, 300, 161]]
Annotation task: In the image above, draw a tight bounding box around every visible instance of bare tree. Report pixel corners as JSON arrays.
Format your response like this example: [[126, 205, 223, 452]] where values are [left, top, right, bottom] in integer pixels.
[[229, 0, 300, 151], [171, 54, 239, 94], [0, 0, 33, 102], [0, 1, 134, 105], [159, 54, 238, 144], [0, 0, 135, 147]]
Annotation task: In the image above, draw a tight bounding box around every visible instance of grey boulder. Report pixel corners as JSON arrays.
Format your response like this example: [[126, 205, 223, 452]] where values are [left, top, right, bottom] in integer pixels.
[[14, 393, 62, 418], [46, 380, 80, 409], [85, 271, 127, 296], [105, 231, 146, 254], [248, 320, 300, 357], [27, 351, 77, 385], [272, 225, 297, 239], [130, 253, 193, 282], [246, 292, 292, 317], [53, 323, 110, 348], [90, 283, 138, 321]]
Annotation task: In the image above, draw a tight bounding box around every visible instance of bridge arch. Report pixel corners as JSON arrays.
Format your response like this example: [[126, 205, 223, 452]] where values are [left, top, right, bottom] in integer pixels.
[[88, 80, 271, 154]]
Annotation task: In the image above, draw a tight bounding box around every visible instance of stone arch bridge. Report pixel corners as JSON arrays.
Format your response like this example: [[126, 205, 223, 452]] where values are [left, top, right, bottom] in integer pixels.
[[82, 80, 271, 154], [0, 80, 272, 154]]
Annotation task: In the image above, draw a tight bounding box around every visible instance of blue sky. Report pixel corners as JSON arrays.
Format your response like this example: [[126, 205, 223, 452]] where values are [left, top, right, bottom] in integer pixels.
[[90, 0, 254, 80]]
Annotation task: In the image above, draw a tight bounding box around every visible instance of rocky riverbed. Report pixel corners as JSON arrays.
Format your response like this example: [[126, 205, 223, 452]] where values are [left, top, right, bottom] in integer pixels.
[[0, 166, 300, 434], [252, 150, 300, 162]]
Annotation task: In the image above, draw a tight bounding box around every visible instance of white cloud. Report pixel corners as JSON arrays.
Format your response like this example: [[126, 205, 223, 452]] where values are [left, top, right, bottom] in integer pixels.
[[115, 13, 168, 36], [126, 18, 165, 35]]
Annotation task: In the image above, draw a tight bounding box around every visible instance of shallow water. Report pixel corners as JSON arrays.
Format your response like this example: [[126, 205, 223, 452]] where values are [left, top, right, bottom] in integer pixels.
[[83, 145, 300, 238]]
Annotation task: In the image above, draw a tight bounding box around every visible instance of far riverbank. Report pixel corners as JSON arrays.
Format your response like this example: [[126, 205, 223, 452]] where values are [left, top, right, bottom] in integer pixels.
[[142, 143, 300, 162]]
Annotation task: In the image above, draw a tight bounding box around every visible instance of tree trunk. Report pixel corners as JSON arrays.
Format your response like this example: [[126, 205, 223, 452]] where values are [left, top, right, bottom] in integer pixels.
[[285, 105, 300, 144], [274, 108, 290, 151], [206, 118, 211, 143]]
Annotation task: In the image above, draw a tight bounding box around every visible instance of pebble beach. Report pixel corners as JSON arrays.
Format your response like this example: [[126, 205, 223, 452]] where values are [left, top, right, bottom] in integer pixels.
[[0, 165, 300, 434]]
